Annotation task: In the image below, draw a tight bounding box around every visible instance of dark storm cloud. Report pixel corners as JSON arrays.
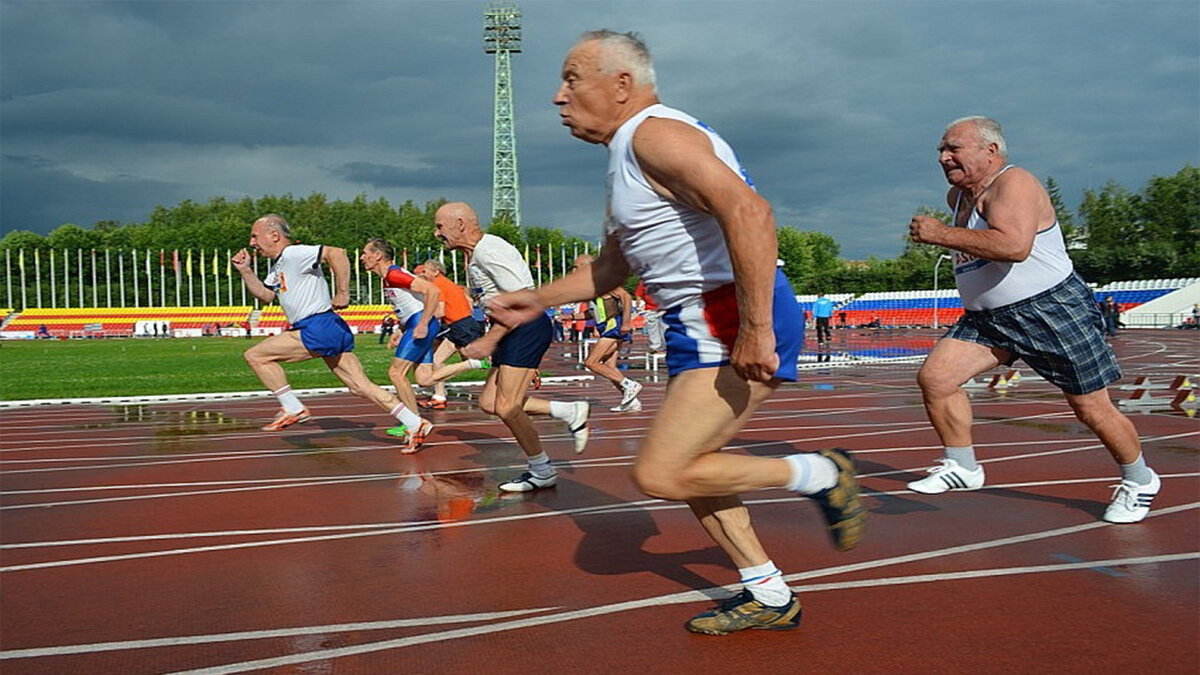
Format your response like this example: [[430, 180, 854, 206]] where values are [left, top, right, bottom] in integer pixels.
[[1, 0, 1197, 259]]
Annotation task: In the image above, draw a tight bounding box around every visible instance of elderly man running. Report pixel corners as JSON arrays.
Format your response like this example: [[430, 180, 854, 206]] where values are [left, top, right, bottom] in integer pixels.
[[360, 237, 437, 451], [488, 30, 866, 635], [434, 202, 590, 492], [233, 214, 427, 450]]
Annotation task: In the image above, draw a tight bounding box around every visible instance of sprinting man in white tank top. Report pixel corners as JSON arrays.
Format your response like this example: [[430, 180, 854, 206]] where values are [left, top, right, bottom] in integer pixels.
[[908, 116, 1157, 524], [487, 30, 866, 636]]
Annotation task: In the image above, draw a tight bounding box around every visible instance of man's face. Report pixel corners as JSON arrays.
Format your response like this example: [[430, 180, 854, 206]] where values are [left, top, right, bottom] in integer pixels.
[[937, 122, 998, 187], [360, 244, 384, 272], [417, 266, 437, 281], [248, 222, 282, 258], [434, 210, 464, 250], [553, 40, 622, 145]]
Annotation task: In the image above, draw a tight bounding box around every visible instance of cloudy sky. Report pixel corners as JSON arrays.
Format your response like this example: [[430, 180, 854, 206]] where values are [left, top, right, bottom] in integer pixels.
[[2, 0, 1197, 259]]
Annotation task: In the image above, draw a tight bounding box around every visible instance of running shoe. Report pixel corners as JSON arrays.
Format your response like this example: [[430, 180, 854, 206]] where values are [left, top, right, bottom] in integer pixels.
[[400, 418, 435, 455], [685, 590, 801, 635], [262, 407, 311, 432], [610, 398, 643, 413], [385, 425, 409, 437], [530, 371, 542, 390], [498, 471, 558, 493], [809, 448, 867, 551], [1103, 470, 1161, 523], [567, 400, 590, 454], [419, 397, 448, 410], [619, 379, 643, 407], [907, 458, 985, 494]]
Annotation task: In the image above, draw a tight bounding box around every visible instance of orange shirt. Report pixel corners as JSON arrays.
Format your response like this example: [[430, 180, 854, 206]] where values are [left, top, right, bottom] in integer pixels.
[[432, 275, 473, 323]]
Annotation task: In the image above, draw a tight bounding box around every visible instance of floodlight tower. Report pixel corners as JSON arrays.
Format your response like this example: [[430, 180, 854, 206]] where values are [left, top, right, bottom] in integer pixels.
[[483, 2, 522, 226]]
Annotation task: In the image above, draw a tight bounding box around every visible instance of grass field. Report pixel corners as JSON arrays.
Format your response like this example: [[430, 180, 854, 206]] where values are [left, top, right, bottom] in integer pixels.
[[0, 335, 489, 400]]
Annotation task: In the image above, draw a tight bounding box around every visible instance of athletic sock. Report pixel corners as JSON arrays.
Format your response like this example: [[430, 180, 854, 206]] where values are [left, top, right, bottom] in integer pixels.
[[431, 394, 447, 402], [548, 400, 574, 421], [1119, 452, 1155, 485], [945, 446, 978, 471], [739, 561, 792, 607], [466, 358, 485, 369], [390, 404, 422, 431], [272, 386, 306, 414], [783, 453, 839, 494], [526, 451, 555, 478]]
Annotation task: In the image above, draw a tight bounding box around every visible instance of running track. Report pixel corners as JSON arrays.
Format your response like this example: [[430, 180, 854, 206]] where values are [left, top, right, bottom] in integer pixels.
[[1, 330, 1197, 674]]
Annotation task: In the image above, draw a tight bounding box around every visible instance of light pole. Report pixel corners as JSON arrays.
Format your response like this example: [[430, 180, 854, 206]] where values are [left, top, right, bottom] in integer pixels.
[[933, 254, 952, 329]]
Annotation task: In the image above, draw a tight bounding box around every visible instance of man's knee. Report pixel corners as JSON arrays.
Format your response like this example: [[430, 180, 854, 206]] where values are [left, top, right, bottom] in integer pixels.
[[1067, 390, 1118, 427], [917, 363, 959, 397], [632, 461, 691, 501]]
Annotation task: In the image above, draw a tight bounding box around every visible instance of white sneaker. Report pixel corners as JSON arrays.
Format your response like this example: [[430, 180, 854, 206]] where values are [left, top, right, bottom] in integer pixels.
[[907, 458, 985, 494], [619, 380, 643, 407], [499, 471, 558, 493], [567, 401, 590, 454], [1103, 471, 1161, 523], [610, 398, 643, 413]]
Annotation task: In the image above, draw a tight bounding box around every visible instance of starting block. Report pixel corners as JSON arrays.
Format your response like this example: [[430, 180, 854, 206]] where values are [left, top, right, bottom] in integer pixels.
[[1119, 375, 1195, 391], [1118, 387, 1197, 410]]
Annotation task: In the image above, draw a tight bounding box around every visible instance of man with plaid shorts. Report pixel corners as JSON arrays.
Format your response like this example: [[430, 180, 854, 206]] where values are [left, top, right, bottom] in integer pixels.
[[908, 116, 1159, 524]]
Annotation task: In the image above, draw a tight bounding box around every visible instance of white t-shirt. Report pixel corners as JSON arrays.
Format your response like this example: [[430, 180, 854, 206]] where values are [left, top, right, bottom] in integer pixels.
[[263, 244, 331, 323], [382, 265, 426, 324], [467, 234, 534, 302]]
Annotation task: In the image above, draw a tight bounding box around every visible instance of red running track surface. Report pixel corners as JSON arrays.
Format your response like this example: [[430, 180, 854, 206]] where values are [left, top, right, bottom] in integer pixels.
[[1, 329, 1197, 674]]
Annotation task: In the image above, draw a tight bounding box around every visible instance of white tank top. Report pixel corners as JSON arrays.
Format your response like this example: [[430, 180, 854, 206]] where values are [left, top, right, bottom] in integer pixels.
[[263, 244, 332, 323], [952, 166, 1074, 310], [606, 104, 750, 308]]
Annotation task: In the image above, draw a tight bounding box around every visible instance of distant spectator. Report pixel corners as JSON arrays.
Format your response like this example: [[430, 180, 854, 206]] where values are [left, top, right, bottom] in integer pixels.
[[36, 323, 51, 339], [1101, 295, 1120, 337], [635, 279, 665, 355], [813, 291, 834, 345], [379, 314, 397, 344]]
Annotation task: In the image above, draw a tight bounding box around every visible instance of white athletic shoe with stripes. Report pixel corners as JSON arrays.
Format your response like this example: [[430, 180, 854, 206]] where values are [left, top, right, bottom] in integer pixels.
[[907, 458, 985, 494], [1103, 471, 1161, 524]]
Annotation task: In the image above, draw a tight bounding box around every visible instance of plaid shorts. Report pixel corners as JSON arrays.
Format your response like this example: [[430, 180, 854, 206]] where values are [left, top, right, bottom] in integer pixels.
[[945, 273, 1121, 394]]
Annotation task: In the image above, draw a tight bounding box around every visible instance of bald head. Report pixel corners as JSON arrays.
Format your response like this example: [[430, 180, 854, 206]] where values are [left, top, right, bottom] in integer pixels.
[[248, 213, 293, 258], [434, 202, 483, 252]]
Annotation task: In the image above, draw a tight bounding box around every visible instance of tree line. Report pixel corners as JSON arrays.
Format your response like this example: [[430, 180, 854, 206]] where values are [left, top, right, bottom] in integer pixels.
[[1, 164, 1195, 303]]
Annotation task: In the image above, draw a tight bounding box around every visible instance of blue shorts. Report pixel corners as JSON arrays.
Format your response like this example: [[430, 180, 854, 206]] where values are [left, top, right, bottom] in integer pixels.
[[945, 273, 1121, 395], [494, 313, 553, 369], [293, 311, 355, 357], [662, 269, 804, 381], [598, 316, 629, 341], [438, 315, 487, 348], [394, 313, 439, 364]]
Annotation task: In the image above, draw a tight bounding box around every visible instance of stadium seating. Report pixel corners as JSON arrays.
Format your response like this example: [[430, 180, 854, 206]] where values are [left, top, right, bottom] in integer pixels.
[[1, 306, 252, 338], [1092, 278, 1198, 312], [835, 290, 965, 328], [257, 305, 392, 333]]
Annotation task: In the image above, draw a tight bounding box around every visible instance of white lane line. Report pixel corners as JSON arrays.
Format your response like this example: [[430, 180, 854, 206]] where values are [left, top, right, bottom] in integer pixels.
[[0, 608, 562, 660], [2, 477, 1195, 572], [154, 548, 1200, 674]]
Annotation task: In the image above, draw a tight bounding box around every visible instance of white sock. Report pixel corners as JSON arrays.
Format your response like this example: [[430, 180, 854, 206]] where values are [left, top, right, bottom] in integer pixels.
[[739, 561, 792, 607], [784, 453, 839, 494], [390, 404, 422, 430], [526, 451, 555, 478], [467, 358, 485, 369], [945, 446, 978, 471], [272, 386, 305, 414], [548, 401, 574, 421], [431, 394, 447, 402]]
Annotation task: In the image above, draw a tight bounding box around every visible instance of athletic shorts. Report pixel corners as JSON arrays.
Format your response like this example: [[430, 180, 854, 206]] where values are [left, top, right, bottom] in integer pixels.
[[394, 312, 439, 364], [292, 310, 355, 357], [598, 316, 629, 341], [494, 313, 553, 369], [661, 268, 804, 381], [438, 315, 486, 348], [944, 273, 1121, 395]]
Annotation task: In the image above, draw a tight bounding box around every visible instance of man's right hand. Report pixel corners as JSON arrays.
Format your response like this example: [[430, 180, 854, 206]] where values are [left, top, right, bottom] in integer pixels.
[[231, 248, 252, 272], [909, 215, 947, 246], [487, 290, 545, 329]]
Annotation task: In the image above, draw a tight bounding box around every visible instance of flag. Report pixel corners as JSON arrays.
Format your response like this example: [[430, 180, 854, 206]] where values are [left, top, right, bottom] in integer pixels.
[[226, 249, 232, 277], [535, 245, 542, 268], [186, 249, 193, 276], [18, 249, 24, 274], [160, 249, 165, 268], [523, 243, 529, 263], [213, 249, 219, 276], [35, 248, 40, 267], [402, 249, 409, 269], [171, 250, 179, 272]]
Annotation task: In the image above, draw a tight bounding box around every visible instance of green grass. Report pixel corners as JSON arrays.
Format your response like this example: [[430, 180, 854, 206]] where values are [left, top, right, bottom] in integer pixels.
[[0, 335, 486, 400]]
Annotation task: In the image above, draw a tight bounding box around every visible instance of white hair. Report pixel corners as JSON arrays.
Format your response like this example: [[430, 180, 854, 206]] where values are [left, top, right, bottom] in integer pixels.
[[578, 29, 657, 91], [947, 116, 1007, 157]]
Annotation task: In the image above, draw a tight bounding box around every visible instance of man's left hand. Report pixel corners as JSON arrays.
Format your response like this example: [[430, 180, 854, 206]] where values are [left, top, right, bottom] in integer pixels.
[[461, 337, 496, 360], [731, 328, 779, 383], [909, 215, 946, 246]]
